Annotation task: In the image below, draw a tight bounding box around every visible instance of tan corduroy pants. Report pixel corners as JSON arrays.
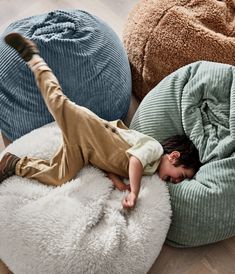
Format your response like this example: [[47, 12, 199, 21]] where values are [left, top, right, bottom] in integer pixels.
[[15, 61, 131, 186]]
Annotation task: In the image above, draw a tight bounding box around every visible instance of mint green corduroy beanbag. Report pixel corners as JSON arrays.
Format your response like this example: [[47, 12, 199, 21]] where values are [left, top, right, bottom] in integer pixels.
[[130, 61, 235, 247]]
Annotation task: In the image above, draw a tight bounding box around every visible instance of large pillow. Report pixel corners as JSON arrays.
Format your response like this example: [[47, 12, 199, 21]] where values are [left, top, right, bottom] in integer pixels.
[[130, 61, 235, 247], [0, 122, 171, 274], [123, 0, 235, 100], [0, 10, 131, 141]]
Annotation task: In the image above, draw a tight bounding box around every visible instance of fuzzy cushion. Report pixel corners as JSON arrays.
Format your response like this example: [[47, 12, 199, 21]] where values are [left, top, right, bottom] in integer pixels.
[[0, 9, 131, 141], [123, 0, 235, 100], [0, 122, 171, 274], [130, 61, 235, 247]]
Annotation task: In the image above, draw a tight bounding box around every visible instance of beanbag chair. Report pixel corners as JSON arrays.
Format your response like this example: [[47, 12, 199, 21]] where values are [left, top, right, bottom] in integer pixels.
[[123, 0, 235, 100], [0, 9, 131, 141], [0, 122, 171, 274], [130, 61, 235, 247]]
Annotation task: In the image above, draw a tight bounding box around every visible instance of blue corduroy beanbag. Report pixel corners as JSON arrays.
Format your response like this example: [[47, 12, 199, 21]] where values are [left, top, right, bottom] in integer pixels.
[[0, 10, 131, 141]]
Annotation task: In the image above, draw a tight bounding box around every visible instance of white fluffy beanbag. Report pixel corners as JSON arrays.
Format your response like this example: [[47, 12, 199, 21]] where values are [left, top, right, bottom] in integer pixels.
[[0, 123, 171, 274]]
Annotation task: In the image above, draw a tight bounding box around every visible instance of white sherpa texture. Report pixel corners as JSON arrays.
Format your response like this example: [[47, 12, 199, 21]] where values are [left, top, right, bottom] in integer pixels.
[[0, 122, 171, 274]]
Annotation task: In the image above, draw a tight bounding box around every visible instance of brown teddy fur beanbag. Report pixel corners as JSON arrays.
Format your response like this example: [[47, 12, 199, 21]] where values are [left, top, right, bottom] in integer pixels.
[[123, 0, 235, 100]]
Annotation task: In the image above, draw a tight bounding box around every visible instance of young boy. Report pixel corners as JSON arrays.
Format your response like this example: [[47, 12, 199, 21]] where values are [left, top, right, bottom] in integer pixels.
[[0, 33, 201, 209]]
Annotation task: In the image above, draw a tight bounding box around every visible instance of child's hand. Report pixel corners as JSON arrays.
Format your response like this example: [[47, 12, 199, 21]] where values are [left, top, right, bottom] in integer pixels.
[[107, 172, 131, 192], [122, 192, 137, 209], [116, 183, 131, 192]]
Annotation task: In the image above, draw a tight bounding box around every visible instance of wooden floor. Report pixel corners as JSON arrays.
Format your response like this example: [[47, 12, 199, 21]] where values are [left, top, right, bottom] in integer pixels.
[[0, 1, 235, 274]]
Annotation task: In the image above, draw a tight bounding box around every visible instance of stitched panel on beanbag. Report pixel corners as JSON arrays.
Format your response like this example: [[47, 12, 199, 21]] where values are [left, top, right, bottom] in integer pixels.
[[123, 0, 235, 100], [0, 122, 171, 274], [130, 61, 235, 247], [0, 10, 131, 141]]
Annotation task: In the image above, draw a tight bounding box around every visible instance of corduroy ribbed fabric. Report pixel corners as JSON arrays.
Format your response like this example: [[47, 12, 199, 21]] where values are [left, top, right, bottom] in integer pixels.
[[0, 10, 132, 141], [130, 61, 235, 247]]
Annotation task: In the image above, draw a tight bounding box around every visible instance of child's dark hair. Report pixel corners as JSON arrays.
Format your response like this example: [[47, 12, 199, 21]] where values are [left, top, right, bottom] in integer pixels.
[[161, 135, 201, 172]]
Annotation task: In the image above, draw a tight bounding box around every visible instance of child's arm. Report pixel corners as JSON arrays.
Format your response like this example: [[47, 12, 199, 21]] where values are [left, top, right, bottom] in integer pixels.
[[122, 156, 143, 209], [107, 173, 130, 191]]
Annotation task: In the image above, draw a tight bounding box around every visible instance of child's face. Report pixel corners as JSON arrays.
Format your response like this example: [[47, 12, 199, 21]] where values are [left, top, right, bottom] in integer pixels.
[[157, 151, 195, 184]]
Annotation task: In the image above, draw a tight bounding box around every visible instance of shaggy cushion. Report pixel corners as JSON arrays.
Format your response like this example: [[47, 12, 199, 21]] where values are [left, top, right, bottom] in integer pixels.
[[130, 61, 235, 247], [0, 9, 131, 141], [123, 0, 235, 100], [0, 122, 171, 274]]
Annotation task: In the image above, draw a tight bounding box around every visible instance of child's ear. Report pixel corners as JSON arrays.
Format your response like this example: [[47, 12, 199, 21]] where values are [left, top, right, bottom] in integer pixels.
[[168, 151, 180, 164]]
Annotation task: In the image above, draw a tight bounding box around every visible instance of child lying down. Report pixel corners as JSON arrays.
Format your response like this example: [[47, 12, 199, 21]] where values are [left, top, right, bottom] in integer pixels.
[[0, 33, 201, 209]]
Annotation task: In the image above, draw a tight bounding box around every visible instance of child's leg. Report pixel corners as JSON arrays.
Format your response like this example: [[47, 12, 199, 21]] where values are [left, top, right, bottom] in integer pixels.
[[0, 153, 20, 183], [4, 33, 95, 144], [3, 33, 90, 185], [3, 33, 131, 185], [28, 56, 94, 144], [15, 145, 84, 186]]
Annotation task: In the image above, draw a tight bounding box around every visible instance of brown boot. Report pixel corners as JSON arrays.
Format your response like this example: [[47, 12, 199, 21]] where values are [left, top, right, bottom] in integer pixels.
[[0, 152, 20, 183], [4, 32, 39, 62]]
